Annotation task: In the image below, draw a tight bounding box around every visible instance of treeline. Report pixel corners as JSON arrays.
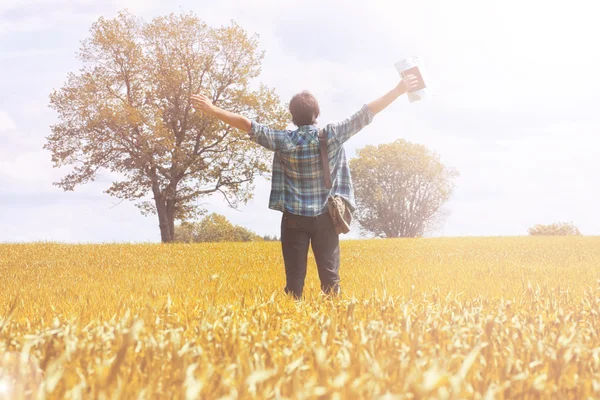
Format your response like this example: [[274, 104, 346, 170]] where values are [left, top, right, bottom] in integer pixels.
[[528, 222, 581, 236], [174, 213, 278, 243]]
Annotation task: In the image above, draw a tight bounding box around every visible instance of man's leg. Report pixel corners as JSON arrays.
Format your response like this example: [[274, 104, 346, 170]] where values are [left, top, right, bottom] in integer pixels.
[[311, 213, 341, 295], [280, 212, 310, 299]]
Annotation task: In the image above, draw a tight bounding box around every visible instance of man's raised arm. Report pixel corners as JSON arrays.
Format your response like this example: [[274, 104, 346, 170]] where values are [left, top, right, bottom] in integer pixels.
[[332, 74, 423, 144], [191, 93, 288, 152], [367, 74, 421, 115], [190, 94, 251, 132]]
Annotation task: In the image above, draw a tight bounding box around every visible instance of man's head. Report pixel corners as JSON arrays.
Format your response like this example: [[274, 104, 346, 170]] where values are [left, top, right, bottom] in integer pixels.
[[289, 91, 320, 127]]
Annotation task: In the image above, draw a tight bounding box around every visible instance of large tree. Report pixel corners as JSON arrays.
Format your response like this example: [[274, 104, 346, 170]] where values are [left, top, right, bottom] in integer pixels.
[[350, 139, 458, 238], [46, 11, 288, 242]]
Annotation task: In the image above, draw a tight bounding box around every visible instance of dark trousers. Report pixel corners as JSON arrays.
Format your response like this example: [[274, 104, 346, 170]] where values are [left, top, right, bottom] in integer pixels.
[[280, 211, 340, 299]]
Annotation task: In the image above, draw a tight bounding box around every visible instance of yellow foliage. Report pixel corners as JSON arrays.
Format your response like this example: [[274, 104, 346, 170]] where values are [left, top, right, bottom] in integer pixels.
[[1, 237, 599, 398], [528, 222, 582, 236]]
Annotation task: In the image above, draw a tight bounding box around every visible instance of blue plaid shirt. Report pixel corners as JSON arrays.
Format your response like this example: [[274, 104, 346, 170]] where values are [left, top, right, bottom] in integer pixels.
[[249, 105, 375, 216]]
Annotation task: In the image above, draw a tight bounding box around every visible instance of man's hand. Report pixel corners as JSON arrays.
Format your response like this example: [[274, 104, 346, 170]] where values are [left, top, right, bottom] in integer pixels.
[[190, 94, 215, 114], [368, 72, 425, 115], [191, 92, 252, 132], [396, 73, 423, 95]]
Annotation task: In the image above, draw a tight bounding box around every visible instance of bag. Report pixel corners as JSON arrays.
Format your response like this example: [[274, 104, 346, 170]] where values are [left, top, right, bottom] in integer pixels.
[[319, 129, 352, 234]]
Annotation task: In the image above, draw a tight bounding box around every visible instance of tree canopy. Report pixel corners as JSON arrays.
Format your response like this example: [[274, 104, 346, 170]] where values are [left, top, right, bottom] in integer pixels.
[[350, 139, 458, 238], [174, 213, 264, 243], [46, 11, 288, 242]]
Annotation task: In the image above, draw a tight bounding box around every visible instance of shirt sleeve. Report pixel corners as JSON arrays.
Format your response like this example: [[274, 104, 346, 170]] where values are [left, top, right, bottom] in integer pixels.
[[329, 104, 375, 144], [248, 121, 289, 152]]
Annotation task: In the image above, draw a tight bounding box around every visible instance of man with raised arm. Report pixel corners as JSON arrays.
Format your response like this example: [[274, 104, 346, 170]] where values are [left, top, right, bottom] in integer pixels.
[[191, 74, 422, 299]]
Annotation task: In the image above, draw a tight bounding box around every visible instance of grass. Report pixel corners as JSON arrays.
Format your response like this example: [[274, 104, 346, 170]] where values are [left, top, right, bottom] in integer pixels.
[[1, 237, 599, 398]]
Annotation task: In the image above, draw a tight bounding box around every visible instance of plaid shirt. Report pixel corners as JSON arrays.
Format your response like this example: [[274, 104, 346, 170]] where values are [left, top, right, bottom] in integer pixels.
[[249, 105, 375, 216]]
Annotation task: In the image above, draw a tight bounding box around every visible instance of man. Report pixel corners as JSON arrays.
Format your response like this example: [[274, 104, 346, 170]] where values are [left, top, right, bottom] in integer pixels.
[[191, 74, 422, 299]]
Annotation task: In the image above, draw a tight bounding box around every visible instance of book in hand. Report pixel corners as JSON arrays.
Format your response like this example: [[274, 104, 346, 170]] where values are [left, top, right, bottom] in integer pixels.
[[394, 57, 430, 103], [401, 66, 426, 92]]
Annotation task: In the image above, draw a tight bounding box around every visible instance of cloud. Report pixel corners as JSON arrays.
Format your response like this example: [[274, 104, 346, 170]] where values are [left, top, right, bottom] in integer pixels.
[[0, 149, 62, 194], [0, 9, 96, 35], [114, 0, 159, 14], [0, 191, 159, 242], [0, 0, 158, 36], [0, 111, 17, 133], [0, 48, 72, 60], [0, 0, 93, 14]]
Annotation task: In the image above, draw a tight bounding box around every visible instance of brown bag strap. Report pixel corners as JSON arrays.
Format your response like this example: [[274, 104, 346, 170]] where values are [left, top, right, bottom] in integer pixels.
[[319, 129, 332, 189]]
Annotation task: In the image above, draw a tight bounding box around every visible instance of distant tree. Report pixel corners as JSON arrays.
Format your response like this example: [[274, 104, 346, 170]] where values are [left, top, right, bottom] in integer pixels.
[[528, 222, 582, 236], [174, 213, 262, 242], [350, 139, 458, 238], [174, 221, 196, 243], [46, 11, 288, 243], [231, 225, 260, 242], [262, 234, 279, 241]]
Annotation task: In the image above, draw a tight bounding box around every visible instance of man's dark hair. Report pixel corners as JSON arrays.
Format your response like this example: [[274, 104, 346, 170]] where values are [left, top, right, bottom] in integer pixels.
[[289, 91, 320, 127]]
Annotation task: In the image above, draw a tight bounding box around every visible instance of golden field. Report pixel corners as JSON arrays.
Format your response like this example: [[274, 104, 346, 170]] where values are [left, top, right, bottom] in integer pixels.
[[1, 237, 600, 399]]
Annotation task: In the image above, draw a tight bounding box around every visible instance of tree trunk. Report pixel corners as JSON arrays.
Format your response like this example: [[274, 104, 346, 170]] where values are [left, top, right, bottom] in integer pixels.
[[152, 178, 177, 243], [166, 198, 176, 242], [155, 196, 172, 243]]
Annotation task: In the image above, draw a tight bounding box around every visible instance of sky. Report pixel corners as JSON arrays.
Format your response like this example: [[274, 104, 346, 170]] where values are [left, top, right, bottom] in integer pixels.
[[0, 0, 599, 242]]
